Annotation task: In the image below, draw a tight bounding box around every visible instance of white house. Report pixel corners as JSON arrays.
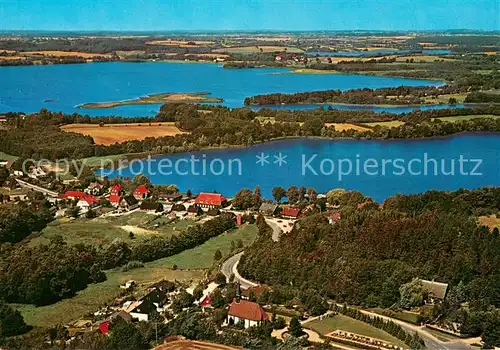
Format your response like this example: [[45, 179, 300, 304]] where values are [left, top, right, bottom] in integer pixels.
[[227, 298, 269, 329]]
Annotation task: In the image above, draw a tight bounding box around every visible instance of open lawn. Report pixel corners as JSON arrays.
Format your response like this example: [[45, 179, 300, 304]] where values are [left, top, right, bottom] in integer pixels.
[[305, 314, 406, 347], [368, 308, 420, 324], [395, 55, 454, 62], [0, 151, 18, 162], [61, 122, 185, 145], [362, 120, 405, 128], [215, 46, 303, 53], [13, 266, 202, 328], [433, 114, 500, 122], [324, 123, 371, 132], [30, 214, 195, 247], [423, 93, 467, 104], [147, 224, 258, 269]]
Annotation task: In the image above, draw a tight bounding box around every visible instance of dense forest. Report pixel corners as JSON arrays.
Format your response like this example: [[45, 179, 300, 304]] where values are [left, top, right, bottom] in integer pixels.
[[239, 188, 500, 339], [1, 104, 500, 160]]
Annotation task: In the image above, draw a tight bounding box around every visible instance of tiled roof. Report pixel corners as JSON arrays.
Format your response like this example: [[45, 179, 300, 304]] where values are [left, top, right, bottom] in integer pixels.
[[134, 185, 149, 195], [195, 193, 226, 206], [228, 299, 269, 321], [282, 207, 300, 218], [64, 190, 85, 200], [242, 285, 269, 298], [82, 195, 100, 205], [109, 194, 121, 203]]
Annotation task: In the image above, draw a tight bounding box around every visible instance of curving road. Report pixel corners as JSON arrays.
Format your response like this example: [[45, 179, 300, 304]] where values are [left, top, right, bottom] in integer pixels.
[[221, 252, 257, 289]]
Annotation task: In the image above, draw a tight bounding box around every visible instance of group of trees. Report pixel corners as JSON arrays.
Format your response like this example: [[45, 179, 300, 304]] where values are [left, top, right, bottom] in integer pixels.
[[244, 85, 469, 106], [0, 202, 53, 243]]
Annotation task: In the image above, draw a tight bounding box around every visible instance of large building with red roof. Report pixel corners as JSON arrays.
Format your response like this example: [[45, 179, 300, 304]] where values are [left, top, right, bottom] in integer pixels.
[[227, 298, 268, 328], [63, 190, 85, 201], [281, 207, 300, 219], [133, 185, 150, 200], [194, 193, 227, 209]]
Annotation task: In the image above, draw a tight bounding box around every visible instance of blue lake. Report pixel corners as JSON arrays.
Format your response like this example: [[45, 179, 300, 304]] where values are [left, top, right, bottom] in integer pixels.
[[306, 49, 451, 57], [102, 133, 500, 202], [0, 61, 446, 117]]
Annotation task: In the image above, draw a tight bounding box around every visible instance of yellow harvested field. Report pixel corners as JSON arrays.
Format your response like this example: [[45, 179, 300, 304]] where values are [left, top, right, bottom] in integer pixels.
[[21, 51, 111, 58], [395, 55, 453, 62], [0, 49, 17, 53], [324, 123, 371, 132], [0, 56, 26, 60], [197, 53, 230, 58], [254, 37, 292, 42], [363, 121, 405, 128], [215, 45, 304, 53], [61, 122, 185, 145]]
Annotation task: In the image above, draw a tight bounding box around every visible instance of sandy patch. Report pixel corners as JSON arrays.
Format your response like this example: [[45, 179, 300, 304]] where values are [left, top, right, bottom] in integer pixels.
[[215, 45, 303, 53], [0, 56, 26, 60], [119, 225, 158, 236], [61, 122, 185, 145]]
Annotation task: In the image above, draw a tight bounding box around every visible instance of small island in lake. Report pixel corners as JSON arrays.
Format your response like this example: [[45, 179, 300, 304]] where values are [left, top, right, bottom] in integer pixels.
[[77, 92, 223, 109]]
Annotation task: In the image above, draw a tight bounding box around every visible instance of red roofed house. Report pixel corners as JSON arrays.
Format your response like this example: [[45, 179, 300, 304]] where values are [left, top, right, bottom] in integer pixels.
[[77, 195, 100, 213], [281, 207, 300, 219], [227, 298, 269, 328], [200, 295, 213, 312], [110, 184, 123, 196], [242, 285, 269, 301], [195, 193, 227, 209], [133, 185, 150, 200], [63, 190, 85, 201], [109, 194, 121, 207]]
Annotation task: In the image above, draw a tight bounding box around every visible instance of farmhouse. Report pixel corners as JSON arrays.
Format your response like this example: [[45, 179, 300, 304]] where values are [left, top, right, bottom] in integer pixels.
[[133, 185, 150, 200], [85, 181, 104, 195], [76, 195, 100, 212], [109, 194, 121, 207], [259, 203, 278, 216], [187, 205, 203, 217], [120, 195, 139, 211], [110, 184, 123, 196], [195, 193, 227, 209], [129, 289, 168, 322], [140, 201, 163, 212], [281, 207, 300, 219], [227, 298, 269, 328], [200, 295, 213, 312], [420, 279, 449, 303], [63, 190, 86, 201]]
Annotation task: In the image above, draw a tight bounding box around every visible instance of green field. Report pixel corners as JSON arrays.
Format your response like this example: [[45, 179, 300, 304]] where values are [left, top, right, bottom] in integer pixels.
[[368, 308, 420, 324], [362, 120, 405, 128], [433, 114, 500, 122], [305, 314, 406, 347], [215, 45, 303, 54], [0, 151, 18, 162], [30, 213, 196, 247], [13, 266, 203, 327], [147, 224, 259, 269]]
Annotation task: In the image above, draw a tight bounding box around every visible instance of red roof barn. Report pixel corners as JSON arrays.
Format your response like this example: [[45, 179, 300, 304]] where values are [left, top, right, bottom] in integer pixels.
[[194, 193, 227, 208]]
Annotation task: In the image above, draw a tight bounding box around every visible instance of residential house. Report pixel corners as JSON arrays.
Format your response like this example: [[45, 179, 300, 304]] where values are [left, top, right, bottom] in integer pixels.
[[110, 184, 123, 196], [329, 211, 341, 225], [28, 165, 47, 179], [420, 279, 449, 303], [120, 195, 139, 211], [129, 289, 168, 322], [281, 207, 300, 219], [242, 285, 269, 301], [194, 193, 227, 209], [63, 190, 86, 202], [140, 201, 163, 213], [109, 194, 121, 207], [200, 295, 213, 312], [259, 203, 278, 216], [76, 195, 100, 213], [187, 205, 203, 217], [98, 311, 132, 334], [227, 298, 269, 328], [85, 182, 104, 196], [133, 185, 150, 200], [160, 192, 183, 203]]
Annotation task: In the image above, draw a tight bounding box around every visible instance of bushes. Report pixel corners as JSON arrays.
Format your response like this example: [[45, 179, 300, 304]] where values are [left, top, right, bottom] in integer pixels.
[[120, 260, 144, 272]]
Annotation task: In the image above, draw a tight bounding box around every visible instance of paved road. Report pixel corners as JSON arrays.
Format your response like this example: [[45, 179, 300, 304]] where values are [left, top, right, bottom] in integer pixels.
[[220, 252, 257, 289], [16, 179, 58, 197], [265, 219, 282, 242]]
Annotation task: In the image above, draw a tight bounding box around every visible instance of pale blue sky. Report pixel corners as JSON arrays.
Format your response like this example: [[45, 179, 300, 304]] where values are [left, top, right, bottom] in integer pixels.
[[0, 0, 498, 31]]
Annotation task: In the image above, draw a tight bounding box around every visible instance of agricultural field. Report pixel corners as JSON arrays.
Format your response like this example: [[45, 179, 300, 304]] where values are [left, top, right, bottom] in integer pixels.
[[147, 224, 259, 269], [30, 214, 196, 247], [304, 314, 406, 347], [214, 45, 303, 53], [423, 93, 467, 104], [20, 51, 112, 58], [433, 114, 500, 122], [324, 123, 371, 132], [394, 55, 454, 62], [145, 40, 216, 47], [61, 122, 185, 145], [368, 308, 420, 324], [362, 120, 405, 128]]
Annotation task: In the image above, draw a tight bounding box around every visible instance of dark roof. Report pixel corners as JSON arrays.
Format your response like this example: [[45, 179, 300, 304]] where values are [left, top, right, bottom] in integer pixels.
[[259, 203, 278, 214], [122, 195, 138, 206], [282, 207, 300, 218], [140, 201, 162, 211], [142, 289, 168, 305], [187, 205, 202, 214], [420, 279, 448, 300]]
